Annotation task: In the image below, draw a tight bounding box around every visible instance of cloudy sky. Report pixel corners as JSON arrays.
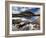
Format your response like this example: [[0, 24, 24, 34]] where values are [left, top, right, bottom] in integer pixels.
[[12, 6, 40, 14]]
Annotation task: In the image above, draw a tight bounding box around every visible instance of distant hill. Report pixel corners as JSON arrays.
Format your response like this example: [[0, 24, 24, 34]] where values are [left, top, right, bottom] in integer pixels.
[[12, 10, 40, 17], [20, 10, 34, 14]]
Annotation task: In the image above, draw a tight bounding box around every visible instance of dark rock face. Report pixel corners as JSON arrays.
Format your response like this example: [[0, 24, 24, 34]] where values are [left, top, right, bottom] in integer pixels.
[[20, 10, 34, 14]]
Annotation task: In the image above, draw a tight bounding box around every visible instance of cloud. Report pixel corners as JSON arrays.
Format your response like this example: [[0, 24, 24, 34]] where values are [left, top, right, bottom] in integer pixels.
[[12, 6, 40, 14]]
